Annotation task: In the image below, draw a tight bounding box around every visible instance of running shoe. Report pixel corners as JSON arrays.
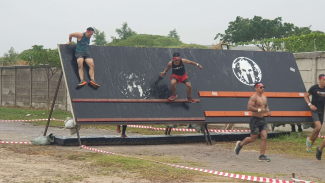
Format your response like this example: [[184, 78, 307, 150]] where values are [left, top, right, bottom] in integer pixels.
[[258, 155, 271, 162], [306, 137, 312, 148], [168, 94, 178, 101], [78, 80, 87, 86], [187, 97, 198, 103], [306, 147, 314, 153], [89, 80, 100, 87], [234, 141, 242, 155], [316, 146, 322, 160]]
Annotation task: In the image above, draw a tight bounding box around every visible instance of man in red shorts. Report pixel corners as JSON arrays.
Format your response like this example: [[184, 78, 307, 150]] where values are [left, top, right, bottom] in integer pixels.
[[160, 52, 203, 103]]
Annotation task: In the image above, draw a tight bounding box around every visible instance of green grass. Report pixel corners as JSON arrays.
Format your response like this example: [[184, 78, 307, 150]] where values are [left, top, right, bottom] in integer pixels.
[[81, 152, 247, 182], [0, 106, 72, 127], [0, 106, 201, 135], [221, 132, 324, 158], [4, 145, 242, 182], [0, 106, 72, 120]]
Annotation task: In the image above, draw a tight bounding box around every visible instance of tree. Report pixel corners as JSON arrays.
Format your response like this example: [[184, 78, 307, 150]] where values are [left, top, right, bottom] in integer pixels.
[[20, 45, 61, 68], [19, 45, 61, 112], [281, 32, 325, 53], [313, 30, 325, 34], [3, 47, 19, 66], [111, 22, 136, 42], [215, 16, 313, 51], [293, 26, 312, 35], [92, 27, 108, 45], [168, 29, 180, 39]]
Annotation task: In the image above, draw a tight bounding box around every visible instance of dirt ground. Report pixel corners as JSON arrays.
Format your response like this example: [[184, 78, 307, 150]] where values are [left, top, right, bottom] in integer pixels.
[[0, 122, 324, 183]]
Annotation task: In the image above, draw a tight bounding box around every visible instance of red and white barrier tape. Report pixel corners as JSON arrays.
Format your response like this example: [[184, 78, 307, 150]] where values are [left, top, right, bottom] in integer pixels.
[[0, 141, 31, 144], [0, 118, 64, 122], [292, 178, 314, 183], [127, 125, 325, 137], [127, 125, 250, 133], [0, 119, 323, 137], [80, 145, 312, 183]]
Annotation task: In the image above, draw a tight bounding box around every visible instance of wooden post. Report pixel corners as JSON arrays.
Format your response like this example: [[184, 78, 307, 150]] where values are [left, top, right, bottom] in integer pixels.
[[43, 71, 63, 136], [65, 79, 68, 111]]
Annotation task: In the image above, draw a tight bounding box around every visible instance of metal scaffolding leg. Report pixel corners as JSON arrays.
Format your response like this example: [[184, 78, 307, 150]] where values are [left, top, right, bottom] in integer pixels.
[[43, 70, 63, 136]]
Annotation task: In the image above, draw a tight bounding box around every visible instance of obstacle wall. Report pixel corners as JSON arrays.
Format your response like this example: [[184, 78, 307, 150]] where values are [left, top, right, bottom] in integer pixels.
[[58, 45, 311, 125]]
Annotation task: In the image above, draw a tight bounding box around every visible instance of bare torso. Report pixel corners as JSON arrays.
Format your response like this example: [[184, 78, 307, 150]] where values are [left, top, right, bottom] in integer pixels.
[[251, 94, 268, 118]]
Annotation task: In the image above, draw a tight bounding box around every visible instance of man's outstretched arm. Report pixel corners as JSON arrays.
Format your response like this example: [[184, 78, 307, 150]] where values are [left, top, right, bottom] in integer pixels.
[[182, 59, 203, 69]]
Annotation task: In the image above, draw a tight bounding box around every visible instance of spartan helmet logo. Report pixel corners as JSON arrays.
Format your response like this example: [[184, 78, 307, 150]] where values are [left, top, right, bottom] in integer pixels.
[[232, 57, 262, 86]]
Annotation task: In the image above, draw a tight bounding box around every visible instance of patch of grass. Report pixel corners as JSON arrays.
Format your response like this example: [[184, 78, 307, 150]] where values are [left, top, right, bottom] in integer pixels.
[[220, 132, 324, 158], [0, 106, 200, 135], [0, 106, 72, 127], [84, 153, 231, 182], [137, 155, 207, 168], [0, 106, 72, 120], [1, 145, 248, 182]]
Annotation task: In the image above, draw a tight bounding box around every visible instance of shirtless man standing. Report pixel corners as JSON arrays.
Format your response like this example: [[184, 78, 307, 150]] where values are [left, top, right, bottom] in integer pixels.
[[234, 82, 271, 162]]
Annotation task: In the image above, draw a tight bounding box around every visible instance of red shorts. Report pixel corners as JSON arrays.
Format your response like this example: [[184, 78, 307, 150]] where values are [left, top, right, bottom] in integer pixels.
[[170, 73, 189, 84]]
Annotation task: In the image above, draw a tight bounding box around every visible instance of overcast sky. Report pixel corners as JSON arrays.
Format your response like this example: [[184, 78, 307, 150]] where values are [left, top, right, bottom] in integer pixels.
[[1, 0, 324, 55]]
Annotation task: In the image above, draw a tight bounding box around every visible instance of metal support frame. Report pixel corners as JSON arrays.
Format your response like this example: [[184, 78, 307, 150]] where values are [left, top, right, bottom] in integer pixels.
[[76, 125, 82, 147], [203, 124, 212, 145], [43, 70, 63, 136]]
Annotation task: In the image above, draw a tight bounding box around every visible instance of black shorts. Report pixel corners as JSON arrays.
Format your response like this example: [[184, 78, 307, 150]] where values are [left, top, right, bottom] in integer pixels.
[[311, 111, 324, 125], [75, 53, 91, 59], [249, 117, 268, 134]]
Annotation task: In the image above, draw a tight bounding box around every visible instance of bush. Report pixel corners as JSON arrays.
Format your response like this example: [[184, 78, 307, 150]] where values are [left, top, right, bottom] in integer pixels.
[[108, 34, 208, 49]]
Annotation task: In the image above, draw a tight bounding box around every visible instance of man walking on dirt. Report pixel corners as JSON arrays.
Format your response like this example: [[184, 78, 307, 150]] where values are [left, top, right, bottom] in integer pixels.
[[305, 74, 325, 152], [234, 82, 271, 162], [160, 52, 203, 103], [67, 27, 100, 88]]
